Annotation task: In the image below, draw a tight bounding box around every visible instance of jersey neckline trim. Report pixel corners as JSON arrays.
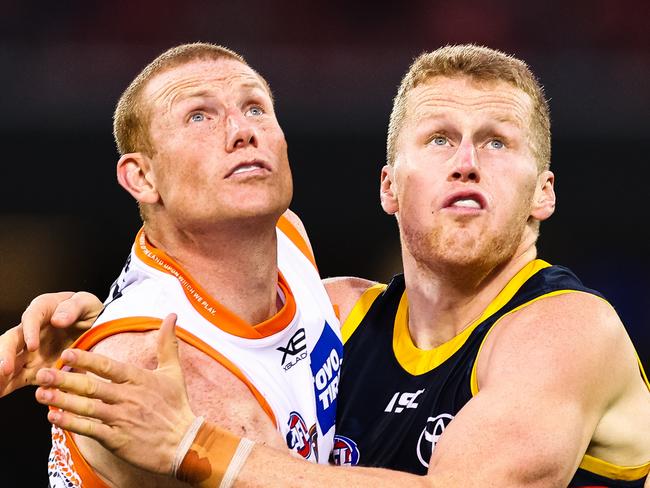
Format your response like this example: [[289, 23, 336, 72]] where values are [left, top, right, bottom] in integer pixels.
[[393, 259, 551, 376], [341, 283, 388, 344], [134, 228, 297, 339]]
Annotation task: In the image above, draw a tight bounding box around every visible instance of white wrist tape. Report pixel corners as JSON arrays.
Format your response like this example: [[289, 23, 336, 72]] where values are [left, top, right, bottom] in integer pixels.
[[219, 438, 255, 488], [171, 415, 205, 477]]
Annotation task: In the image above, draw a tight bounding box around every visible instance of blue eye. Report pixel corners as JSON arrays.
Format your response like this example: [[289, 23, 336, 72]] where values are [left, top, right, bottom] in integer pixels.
[[190, 113, 205, 123], [489, 139, 504, 149], [431, 136, 447, 146], [247, 106, 264, 116]]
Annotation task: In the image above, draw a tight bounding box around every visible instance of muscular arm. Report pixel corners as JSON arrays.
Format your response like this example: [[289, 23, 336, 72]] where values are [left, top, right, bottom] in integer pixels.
[[36, 293, 647, 487], [228, 292, 644, 487]]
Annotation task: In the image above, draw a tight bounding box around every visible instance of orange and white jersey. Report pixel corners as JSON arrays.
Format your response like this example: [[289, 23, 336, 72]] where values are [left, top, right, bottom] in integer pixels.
[[48, 216, 342, 487]]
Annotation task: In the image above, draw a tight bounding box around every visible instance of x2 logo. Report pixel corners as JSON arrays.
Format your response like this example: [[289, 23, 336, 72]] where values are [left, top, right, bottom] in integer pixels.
[[277, 328, 307, 371]]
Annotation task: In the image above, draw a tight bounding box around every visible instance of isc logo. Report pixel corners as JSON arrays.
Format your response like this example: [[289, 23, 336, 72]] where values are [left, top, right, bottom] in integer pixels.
[[384, 389, 425, 413]]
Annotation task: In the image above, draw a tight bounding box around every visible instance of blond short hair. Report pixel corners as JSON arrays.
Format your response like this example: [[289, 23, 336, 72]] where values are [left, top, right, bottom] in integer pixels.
[[387, 44, 551, 171], [113, 42, 272, 157]]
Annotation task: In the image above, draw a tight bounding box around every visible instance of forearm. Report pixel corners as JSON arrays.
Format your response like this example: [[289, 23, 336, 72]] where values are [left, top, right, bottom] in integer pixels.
[[75, 434, 187, 488], [179, 420, 428, 488], [234, 444, 428, 488]]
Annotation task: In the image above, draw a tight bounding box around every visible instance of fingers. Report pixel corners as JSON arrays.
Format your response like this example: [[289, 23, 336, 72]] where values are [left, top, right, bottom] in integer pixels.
[[0, 325, 25, 376], [36, 364, 146, 412], [36, 382, 114, 421], [157, 314, 181, 371], [21, 292, 76, 351], [50, 291, 104, 328], [46, 408, 114, 445], [57, 348, 148, 386]]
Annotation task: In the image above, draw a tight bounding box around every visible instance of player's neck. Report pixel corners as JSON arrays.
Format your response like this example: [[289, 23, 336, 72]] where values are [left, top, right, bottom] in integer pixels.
[[143, 218, 281, 325], [402, 245, 538, 350]]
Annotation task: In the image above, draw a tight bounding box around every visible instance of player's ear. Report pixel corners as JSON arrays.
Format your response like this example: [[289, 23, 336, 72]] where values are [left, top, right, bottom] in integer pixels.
[[531, 170, 555, 221], [116, 153, 160, 204], [380, 164, 399, 215]]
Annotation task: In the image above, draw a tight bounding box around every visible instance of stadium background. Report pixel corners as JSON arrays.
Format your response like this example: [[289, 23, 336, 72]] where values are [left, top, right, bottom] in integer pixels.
[[1, 1, 648, 485]]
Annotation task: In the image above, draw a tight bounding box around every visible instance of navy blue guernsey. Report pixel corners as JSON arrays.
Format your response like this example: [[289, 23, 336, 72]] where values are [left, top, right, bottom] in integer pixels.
[[333, 260, 649, 487]]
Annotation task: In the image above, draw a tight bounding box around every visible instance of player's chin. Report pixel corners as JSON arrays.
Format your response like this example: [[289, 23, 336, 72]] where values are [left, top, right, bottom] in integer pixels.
[[230, 192, 290, 220]]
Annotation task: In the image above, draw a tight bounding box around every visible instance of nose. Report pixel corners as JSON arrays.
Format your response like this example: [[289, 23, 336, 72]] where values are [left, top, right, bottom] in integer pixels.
[[225, 109, 258, 151], [450, 141, 480, 182]]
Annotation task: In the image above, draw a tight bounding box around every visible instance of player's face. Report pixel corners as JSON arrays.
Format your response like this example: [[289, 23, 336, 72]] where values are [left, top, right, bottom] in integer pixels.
[[143, 58, 292, 229], [383, 76, 553, 272]]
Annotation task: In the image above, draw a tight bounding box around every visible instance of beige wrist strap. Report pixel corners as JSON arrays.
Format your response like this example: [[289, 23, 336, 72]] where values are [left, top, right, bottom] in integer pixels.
[[175, 420, 255, 488]]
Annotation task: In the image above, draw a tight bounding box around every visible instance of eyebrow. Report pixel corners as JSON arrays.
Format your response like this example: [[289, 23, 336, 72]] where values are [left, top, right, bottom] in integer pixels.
[[177, 89, 211, 101], [493, 113, 524, 128], [174, 81, 268, 105], [412, 110, 524, 130], [240, 80, 267, 92]]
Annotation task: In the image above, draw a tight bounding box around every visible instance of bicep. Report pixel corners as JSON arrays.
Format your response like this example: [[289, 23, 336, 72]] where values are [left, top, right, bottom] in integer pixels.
[[427, 293, 622, 486], [427, 381, 588, 487]]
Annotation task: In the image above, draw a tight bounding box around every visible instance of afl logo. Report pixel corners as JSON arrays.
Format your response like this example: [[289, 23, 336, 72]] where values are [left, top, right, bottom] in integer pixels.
[[416, 414, 454, 468], [286, 412, 312, 459], [331, 435, 360, 466]]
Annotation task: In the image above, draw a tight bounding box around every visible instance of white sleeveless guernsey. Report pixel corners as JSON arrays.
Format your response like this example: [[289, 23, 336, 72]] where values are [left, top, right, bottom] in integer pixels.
[[48, 217, 342, 487]]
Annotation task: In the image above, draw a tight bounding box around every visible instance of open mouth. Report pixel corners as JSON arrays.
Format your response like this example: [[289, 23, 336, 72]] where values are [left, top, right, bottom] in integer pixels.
[[226, 160, 269, 178], [443, 192, 486, 210], [450, 198, 481, 209]]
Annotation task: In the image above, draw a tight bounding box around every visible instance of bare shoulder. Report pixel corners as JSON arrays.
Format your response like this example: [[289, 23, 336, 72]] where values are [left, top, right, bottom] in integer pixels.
[[90, 330, 158, 368], [421, 290, 649, 486], [91, 331, 282, 443], [281, 208, 313, 251], [76, 329, 284, 486], [282, 208, 307, 237], [490, 291, 628, 354], [322, 276, 379, 325], [478, 291, 637, 402]]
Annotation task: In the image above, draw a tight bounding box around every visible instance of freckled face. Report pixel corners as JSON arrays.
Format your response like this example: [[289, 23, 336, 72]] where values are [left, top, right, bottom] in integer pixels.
[[143, 58, 292, 230], [389, 76, 541, 271]]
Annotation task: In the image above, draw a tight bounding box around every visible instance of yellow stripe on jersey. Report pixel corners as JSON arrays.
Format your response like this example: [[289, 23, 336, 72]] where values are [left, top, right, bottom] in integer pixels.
[[638, 353, 650, 390], [578, 453, 650, 481], [393, 259, 552, 376], [469, 288, 582, 395], [466, 281, 650, 482], [341, 284, 387, 344]]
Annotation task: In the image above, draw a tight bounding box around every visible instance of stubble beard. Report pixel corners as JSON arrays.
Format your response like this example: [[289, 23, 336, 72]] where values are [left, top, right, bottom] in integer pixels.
[[401, 210, 529, 285]]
